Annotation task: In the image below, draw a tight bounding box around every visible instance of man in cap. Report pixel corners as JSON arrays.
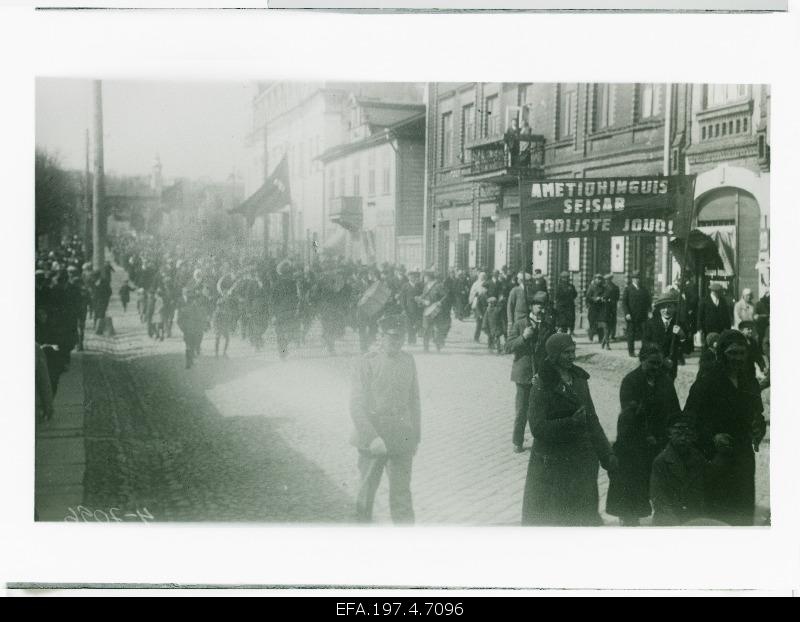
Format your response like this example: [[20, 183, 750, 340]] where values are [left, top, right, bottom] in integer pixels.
[[697, 282, 732, 347], [642, 289, 688, 380], [585, 273, 606, 344], [621, 271, 652, 357], [530, 268, 549, 303], [506, 291, 555, 453], [553, 271, 578, 335], [350, 313, 421, 524]]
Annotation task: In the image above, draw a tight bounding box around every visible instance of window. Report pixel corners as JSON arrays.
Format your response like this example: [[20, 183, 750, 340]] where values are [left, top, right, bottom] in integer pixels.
[[382, 151, 391, 195], [461, 103, 474, 162], [441, 111, 453, 166], [706, 84, 749, 108], [639, 83, 662, 120], [367, 150, 376, 196], [353, 157, 361, 197], [484, 95, 499, 137], [594, 84, 615, 130], [558, 84, 577, 139]]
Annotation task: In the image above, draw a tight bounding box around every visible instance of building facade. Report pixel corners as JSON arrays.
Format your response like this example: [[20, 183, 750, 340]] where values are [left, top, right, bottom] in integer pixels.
[[318, 96, 425, 267], [244, 82, 424, 259], [425, 82, 770, 316]]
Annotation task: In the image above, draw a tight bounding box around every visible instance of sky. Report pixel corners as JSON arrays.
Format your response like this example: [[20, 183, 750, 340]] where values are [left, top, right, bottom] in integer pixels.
[[36, 78, 254, 182]]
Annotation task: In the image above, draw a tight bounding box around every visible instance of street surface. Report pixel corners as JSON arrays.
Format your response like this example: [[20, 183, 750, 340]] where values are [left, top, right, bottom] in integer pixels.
[[71, 271, 770, 525]]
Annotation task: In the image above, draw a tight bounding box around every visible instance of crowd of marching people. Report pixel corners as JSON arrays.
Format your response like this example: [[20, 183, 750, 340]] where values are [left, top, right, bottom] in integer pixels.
[[35, 231, 771, 527]]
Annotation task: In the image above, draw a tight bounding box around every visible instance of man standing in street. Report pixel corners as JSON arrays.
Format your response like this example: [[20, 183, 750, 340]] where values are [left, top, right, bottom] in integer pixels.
[[350, 314, 421, 524], [553, 271, 578, 335], [622, 271, 652, 358], [603, 273, 621, 343], [733, 288, 756, 330], [698, 283, 732, 347], [642, 290, 688, 380], [506, 291, 554, 454], [401, 270, 423, 346], [507, 271, 532, 327], [420, 269, 450, 353]]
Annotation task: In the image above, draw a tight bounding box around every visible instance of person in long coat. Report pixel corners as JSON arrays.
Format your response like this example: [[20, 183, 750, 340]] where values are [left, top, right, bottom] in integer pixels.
[[522, 334, 617, 526], [621, 271, 652, 357], [683, 329, 767, 526], [642, 290, 689, 380], [420, 270, 450, 353], [600, 274, 620, 350], [585, 274, 606, 343], [506, 272, 532, 327], [553, 271, 577, 335], [697, 283, 732, 343], [506, 292, 554, 453], [272, 260, 300, 360], [605, 343, 681, 525]]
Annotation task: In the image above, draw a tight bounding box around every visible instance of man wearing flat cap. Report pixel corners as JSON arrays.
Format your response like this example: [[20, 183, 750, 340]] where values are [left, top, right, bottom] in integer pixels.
[[622, 271, 652, 358], [642, 290, 687, 380], [506, 290, 555, 453], [350, 313, 421, 524]]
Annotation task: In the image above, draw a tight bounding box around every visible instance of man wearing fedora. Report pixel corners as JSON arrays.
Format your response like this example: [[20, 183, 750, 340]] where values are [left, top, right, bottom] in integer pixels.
[[506, 291, 555, 453], [642, 290, 688, 380], [622, 271, 652, 358], [350, 314, 421, 524]]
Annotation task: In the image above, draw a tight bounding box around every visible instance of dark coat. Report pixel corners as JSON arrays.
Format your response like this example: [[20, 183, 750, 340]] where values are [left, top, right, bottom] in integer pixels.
[[401, 281, 423, 321], [697, 295, 732, 335], [603, 281, 620, 325], [650, 443, 709, 526], [683, 363, 766, 525], [606, 366, 680, 519], [482, 304, 506, 338], [505, 316, 555, 384], [642, 314, 688, 377], [521, 358, 614, 526], [553, 282, 578, 328], [585, 281, 605, 321], [621, 284, 651, 321]]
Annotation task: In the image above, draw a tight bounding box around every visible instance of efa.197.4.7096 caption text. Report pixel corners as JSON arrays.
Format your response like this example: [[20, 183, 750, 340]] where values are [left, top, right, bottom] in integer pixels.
[[64, 506, 154, 523], [337, 602, 463, 616]]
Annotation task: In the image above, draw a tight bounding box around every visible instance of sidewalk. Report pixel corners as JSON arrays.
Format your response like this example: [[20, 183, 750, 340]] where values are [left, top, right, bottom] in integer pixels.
[[34, 352, 87, 521]]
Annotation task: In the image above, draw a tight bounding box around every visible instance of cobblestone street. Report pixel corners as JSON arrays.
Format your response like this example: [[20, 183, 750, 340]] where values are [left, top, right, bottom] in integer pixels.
[[58, 275, 770, 526]]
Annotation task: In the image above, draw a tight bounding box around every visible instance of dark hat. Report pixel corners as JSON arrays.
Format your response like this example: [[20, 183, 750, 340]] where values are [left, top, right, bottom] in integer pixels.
[[630, 271, 641, 279], [593, 273, 603, 280], [379, 313, 406, 335], [667, 413, 696, 430], [653, 290, 680, 309], [532, 291, 548, 305], [737, 320, 756, 330], [709, 282, 724, 293]]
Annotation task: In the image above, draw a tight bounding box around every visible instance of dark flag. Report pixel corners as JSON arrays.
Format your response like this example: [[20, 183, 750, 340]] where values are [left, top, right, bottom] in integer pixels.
[[231, 155, 291, 226]]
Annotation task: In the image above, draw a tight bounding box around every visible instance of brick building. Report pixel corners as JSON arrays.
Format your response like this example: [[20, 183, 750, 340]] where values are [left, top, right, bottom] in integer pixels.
[[424, 83, 770, 317]]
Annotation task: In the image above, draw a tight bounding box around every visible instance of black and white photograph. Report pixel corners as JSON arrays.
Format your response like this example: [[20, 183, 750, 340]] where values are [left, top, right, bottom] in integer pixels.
[[34, 78, 771, 528]]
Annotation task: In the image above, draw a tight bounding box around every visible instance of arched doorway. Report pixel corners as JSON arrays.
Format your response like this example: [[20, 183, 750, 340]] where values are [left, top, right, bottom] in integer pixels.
[[695, 187, 760, 299]]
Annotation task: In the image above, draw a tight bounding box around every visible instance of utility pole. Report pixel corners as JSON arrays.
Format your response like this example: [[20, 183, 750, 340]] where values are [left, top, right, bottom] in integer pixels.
[[84, 128, 92, 255], [91, 80, 106, 271]]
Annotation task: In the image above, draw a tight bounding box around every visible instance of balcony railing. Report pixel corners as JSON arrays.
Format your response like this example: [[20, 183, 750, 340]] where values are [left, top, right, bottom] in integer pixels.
[[465, 134, 545, 179], [329, 196, 363, 232]]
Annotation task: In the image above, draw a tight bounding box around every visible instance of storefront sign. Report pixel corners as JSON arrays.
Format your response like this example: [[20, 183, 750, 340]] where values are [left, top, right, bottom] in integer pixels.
[[519, 175, 695, 241]]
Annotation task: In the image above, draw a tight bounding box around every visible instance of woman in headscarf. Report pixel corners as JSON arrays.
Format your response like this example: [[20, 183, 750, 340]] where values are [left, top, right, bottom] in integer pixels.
[[522, 333, 617, 526], [683, 329, 767, 525], [605, 343, 681, 526]]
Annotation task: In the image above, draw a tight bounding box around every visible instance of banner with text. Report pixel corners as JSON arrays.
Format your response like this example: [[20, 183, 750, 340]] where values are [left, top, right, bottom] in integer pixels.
[[519, 175, 696, 241]]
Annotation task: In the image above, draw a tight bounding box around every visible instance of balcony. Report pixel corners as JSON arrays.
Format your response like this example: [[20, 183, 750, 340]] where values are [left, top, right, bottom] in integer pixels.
[[463, 133, 545, 183], [329, 196, 363, 232]]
